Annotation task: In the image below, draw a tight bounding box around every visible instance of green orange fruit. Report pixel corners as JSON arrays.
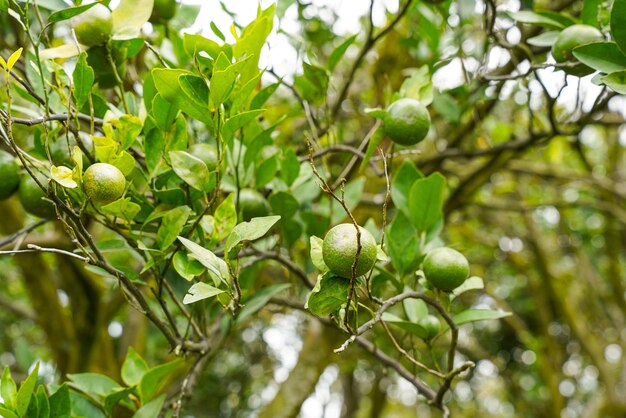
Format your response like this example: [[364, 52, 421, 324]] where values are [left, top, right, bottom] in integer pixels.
[[71, 3, 113, 47], [238, 188, 269, 221], [18, 175, 56, 219], [0, 150, 20, 200], [383, 98, 431, 146], [322, 223, 377, 278], [423, 247, 469, 292], [551, 24, 603, 76], [151, 0, 177, 22], [83, 163, 126, 204], [190, 143, 218, 171]]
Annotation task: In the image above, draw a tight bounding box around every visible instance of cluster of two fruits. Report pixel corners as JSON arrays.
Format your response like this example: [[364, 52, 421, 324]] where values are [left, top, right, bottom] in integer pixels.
[[0, 149, 126, 218]]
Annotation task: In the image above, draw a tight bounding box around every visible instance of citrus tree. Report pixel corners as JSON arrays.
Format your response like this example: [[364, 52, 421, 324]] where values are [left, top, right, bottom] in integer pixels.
[[1, 0, 626, 417]]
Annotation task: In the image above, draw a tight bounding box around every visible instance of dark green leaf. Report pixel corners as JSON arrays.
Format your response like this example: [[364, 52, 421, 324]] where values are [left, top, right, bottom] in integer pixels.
[[139, 359, 183, 403], [68, 391, 105, 418], [16, 362, 39, 416], [391, 160, 423, 216], [601, 70, 626, 93], [612, 0, 626, 54], [386, 211, 420, 275], [179, 75, 209, 108], [255, 155, 278, 188], [280, 149, 300, 186], [310, 236, 329, 273], [358, 125, 384, 172], [582, 0, 602, 26], [34, 386, 49, 418], [73, 52, 94, 109], [172, 251, 205, 281], [306, 274, 350, 317], [48, 3, 96, 23], [269, 191, 299, 220], [408, 173, 446, 233], [48, 384, 70, 418], [573, 42, 626, 74], [103, 388, 133, 417]]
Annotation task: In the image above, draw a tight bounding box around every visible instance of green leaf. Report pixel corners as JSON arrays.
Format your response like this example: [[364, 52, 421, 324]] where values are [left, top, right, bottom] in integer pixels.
[[210, 54, 249, 107], [68, 391, 105, 418], [50, 166, 77, 189], [121, 347, 149, 387], [179, 75, 209, 108], [403, 296, 428, 323], [1, 367, 17, 410], [381, 312, 429, 339], [212, 194, 237, 242], [73, 52, 94, 109], [169, 151, 212, 192], [358, 125, 384, 172], [101, 198, 141, 222], [611, 0, 626, 55], [294, 62, 329, 103], [48, 384, 70, 418], [183, 33, 220, 59], [452, 309, 512, 326], [16, 362, 39, 416], [310, 236, 329, 273], [39, 44, 81, 60], [183, 282, 225, 304], [391, 160, 423, 216], [103, 388, 133, 417], [172, 252, 205, 281], [328, 34, 357, 71], [157, 206, 191, 250], [113, 115, 143, 150], [572, 42, 626, 74], [0, 0, 8, 13], [507, 10, 568, 29], [601, 70, 626, 93], [408, 173, 446, 233], [221, 109, 265, 146], [386, 211, 420, 275], [450, 276, 484, 301], [306, 274, 350, 317], [330, 177, 365, 224], [238, 284, 292, 322], [152, 69, 211, 124], [0, 406, 18, 418], [399, 66, 433, 106], [112, 0, 154, 38], [139, 359, 183, 403], [67, 373, 121, 399], [224, 216, 281, 258], [232, 4, 275, 83], [231, 71, 264, 114], [255, 155, 278, 188], [34, 385, 49, 418], [177, 237, 229, 286], [48, 3, 96, 23], [280, 149, 300, 187], [132, 394, 165, 418], [527, 31, 559, 47], [269, 191, 299, 220], [582, 0, 602, 26]]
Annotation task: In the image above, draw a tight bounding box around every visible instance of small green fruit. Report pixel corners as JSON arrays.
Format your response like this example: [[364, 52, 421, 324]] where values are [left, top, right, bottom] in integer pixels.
[[0, 150, 20, 200], [71, 4, 113, 47], [322, 223, 377, 278], [151, 0, 177, 22], [83, 163, 126, 204], [423, 247, 469, 292], [383, 98, 431, 146], [18, 175, 56, 219], [551, 24, 603, 76]]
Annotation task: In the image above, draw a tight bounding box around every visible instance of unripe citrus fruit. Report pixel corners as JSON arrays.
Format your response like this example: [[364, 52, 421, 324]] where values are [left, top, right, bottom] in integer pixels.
[[420, 315, 440, 339], [239, 188, 270, 221], [423, 247, 469, 292], [70, 4, 113, 47], [383, 98, 431, 146], [83, 163, 125, 204], [18, 175, 56, 219], [151, 0, 177, 22], [551, 24, 603, 76], [190, 143, 218, 171], [0, 150, 20, 200], [322, 223, 377, 278]]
